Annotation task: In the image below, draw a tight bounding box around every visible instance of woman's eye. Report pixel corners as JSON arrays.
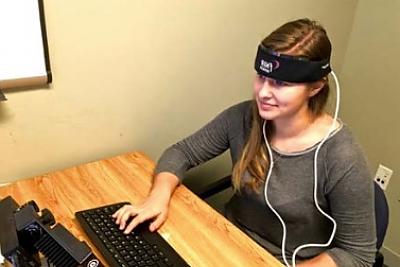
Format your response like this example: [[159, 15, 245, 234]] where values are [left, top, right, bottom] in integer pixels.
[[274, 80, 287, 87], [275, 79, 294, 87]]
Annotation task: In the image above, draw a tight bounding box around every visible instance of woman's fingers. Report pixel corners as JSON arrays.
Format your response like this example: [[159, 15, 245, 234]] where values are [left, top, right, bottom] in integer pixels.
[[112, 205, 139, 228], [149, 212, 167, 232], [123, 214, 146, 234], [112, 204, 128, 222], [111, 195, 170, 233], [119, 209, 134, 229], [124, 208, 161, 234]]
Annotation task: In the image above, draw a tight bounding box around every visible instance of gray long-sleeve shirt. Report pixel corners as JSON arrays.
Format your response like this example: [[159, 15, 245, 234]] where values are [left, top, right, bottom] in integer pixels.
[[155, 101, 376, 267]]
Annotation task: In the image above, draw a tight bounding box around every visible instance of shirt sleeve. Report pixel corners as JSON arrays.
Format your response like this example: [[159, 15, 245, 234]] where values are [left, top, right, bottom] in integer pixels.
[[154, 102, 248, 181], [324, 134, 377, 267]]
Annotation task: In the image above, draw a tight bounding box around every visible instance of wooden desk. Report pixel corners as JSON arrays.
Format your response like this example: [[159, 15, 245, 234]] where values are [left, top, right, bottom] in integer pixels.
[[0, 152, 283, 267]]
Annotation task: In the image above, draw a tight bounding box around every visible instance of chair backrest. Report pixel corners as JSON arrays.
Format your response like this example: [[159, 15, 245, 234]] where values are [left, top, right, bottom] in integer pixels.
[[374, 182, 389, 250]]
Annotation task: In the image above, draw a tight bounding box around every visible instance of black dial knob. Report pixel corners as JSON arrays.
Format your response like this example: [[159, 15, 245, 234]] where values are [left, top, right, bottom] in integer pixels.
[[22, 200, 40, 212], [40, 208, 55, 226]]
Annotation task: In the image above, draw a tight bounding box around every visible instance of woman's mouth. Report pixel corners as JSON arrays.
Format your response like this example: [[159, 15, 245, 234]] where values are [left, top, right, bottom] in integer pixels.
[[259, 102, 278, 111]]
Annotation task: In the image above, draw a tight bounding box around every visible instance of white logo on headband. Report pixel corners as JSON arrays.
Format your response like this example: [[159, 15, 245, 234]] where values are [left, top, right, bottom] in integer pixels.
[[87, 259, 99, 267], [260, 60, 279, 73]]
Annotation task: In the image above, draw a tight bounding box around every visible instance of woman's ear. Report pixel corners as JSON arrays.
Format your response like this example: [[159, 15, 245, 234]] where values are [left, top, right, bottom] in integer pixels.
[[308, 79, 326, 97]]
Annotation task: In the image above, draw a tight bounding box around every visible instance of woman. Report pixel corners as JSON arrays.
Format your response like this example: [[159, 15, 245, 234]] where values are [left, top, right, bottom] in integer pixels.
[[113, 19, 376, 267]]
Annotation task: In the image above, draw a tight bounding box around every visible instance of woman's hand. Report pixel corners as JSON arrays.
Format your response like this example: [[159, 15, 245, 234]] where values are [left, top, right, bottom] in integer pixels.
[[112, 189, 170, 233], [112, 172, 180, 234]]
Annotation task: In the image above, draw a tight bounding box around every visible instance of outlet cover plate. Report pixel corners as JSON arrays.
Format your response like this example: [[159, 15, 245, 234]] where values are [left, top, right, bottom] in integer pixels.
[[374, 164, 393, 190]]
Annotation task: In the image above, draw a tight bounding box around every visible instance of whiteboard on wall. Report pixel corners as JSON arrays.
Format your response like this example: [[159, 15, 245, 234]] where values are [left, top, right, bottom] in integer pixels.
[[0, 0, 52, 90]]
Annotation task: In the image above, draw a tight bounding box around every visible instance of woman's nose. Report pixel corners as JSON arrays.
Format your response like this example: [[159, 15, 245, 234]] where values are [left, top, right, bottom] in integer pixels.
[[258, 80, 273, 98]]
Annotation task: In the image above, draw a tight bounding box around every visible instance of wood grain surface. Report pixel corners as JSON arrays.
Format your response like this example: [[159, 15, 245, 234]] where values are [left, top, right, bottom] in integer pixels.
[[0, 152, 283, 267]]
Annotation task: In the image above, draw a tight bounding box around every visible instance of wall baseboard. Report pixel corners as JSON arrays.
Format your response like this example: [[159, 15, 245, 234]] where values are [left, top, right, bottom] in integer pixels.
[[382, 246, 400, 267]]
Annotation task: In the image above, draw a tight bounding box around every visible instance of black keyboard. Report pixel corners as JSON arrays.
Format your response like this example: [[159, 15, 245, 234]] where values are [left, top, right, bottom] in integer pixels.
[[75, 202, 189, 267]]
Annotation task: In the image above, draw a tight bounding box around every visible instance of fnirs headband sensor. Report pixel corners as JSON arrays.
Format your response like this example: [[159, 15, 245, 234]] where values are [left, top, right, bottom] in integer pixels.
[[254, 45, 331, 83]]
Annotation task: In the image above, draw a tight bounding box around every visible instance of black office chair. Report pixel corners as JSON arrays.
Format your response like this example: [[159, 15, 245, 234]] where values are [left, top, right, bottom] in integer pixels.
[[190, 176, 389, 267], [374, 182, 389, 267]]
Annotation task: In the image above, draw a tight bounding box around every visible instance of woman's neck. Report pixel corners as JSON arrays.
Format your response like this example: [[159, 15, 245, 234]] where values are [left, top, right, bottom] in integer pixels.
[[272, 108, 316, 139], [270, 111, 339, 153]]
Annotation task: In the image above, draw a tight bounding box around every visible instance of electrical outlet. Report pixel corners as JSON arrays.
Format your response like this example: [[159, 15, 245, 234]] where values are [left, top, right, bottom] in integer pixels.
[[374, 164, 393, 190]]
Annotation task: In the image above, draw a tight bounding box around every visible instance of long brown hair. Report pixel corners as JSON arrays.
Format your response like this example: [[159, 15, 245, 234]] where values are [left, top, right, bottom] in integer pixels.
[[232, 18, 332, 192]]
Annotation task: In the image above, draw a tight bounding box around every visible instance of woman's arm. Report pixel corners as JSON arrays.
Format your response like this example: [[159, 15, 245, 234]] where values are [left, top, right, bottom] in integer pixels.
[[114, 101, 251, 232], [154, 101, 251, 181], [321, 133, 377, 267], [297, 252, 337, 267]]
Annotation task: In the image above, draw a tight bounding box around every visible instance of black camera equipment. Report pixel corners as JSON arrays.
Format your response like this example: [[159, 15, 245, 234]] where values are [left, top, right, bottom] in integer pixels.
[[0, 196, 104, 267]]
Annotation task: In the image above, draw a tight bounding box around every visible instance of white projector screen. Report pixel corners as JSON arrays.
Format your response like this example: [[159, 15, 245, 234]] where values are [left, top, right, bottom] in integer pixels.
[[0, 0, 51, 90]]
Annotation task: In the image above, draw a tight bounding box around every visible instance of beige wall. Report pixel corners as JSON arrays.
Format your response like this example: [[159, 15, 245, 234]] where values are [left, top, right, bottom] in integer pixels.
[[0, 0, 357, 183], [340, 0, 400, 264]]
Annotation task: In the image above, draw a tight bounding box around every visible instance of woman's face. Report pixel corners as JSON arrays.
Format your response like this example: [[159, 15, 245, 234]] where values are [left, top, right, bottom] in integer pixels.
[[253, 74, 313, 121]]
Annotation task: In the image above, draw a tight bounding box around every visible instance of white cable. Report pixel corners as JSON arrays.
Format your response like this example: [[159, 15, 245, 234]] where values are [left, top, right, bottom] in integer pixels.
[[262, 71, 340, 267], [262, 121, 291, 267]]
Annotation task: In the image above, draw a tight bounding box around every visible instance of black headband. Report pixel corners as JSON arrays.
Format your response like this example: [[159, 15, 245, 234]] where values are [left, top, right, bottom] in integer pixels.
[[254, 45, 331, 83]]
